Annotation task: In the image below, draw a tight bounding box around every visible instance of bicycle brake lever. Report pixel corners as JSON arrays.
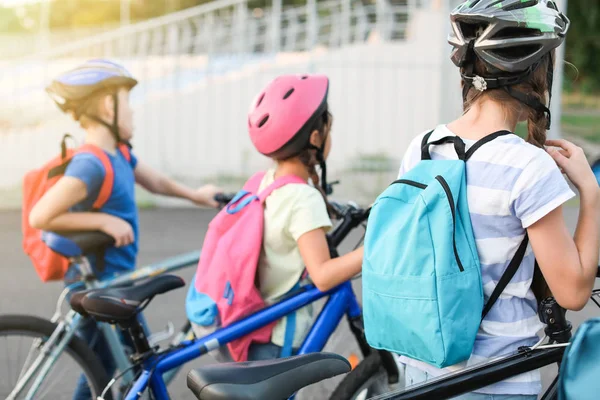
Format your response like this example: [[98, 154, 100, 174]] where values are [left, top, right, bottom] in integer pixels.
[[148, 321, 175, 347]]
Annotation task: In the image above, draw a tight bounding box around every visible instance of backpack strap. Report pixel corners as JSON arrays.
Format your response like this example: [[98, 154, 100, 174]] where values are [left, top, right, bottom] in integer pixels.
[[77, 144, 115, 210], [464, 130, 511, 161], [280, 281, 302, 358], [420, 130, 434, 154], [118, 143, 132, 164], [421, 129, 512, 161], [244, 172, 267, 192], [422, 134, 466, 160], [60, 134, 77, 160], [280, 311, 296, 358], [258, 175, 307, 203], [481, 234, 529, 320]]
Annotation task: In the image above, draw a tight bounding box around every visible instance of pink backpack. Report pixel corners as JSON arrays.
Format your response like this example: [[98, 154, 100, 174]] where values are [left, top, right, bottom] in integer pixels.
[[194, 171, 306, 361]]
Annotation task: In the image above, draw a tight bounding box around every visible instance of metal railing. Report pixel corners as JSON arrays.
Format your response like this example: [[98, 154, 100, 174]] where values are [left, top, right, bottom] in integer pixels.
[[0, 0, 466, 208]]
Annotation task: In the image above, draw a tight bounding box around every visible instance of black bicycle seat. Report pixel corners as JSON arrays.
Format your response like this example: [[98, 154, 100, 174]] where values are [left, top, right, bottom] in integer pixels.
[[43, 231, 115, 258], [186, 352, 351, 400], [81, 275, 184, 323], [69, 281, 134, 316]]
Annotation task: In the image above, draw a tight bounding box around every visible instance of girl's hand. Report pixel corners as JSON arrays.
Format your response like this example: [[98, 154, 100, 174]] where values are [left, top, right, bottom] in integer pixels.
[[546, 139, 598, 193], [100, 215, 134, 247]]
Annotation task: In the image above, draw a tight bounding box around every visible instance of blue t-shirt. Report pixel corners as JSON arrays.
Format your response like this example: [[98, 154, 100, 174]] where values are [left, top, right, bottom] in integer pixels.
[[64, 148, 138, 278]]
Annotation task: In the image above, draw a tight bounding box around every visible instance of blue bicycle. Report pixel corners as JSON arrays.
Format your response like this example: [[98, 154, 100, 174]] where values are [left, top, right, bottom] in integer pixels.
[[67, 200, 400, 400]]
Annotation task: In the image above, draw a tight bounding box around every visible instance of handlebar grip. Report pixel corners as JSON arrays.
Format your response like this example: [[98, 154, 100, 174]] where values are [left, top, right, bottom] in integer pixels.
[[214, 193, 236, 205]]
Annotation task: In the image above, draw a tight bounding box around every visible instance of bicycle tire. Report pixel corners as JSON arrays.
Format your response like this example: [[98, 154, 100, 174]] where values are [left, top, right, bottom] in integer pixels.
[[329, 351, 397, 400], [0, 314, 113, 400]]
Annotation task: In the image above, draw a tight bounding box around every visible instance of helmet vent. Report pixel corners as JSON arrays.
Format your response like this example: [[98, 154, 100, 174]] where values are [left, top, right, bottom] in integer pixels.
[[469, 0, 482, 7], [283, 88, 295, 100], [547, 1, 558, 10], [492, 26, 543, 40], [248, 116, 252, 128], [503, 0, 538, 12], [487, 0, 503, 7], [301, 75, 308, 80], [258, 114, 270, 128], [256, 93, 266, 107], [490, 44, 543, 60], [458, 21, 487, 40]]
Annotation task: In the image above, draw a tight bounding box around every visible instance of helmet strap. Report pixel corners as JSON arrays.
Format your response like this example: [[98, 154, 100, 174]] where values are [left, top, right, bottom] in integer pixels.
[[461, 40, 477, 101], [504, 86, 551, 130], [461, 48, 552, 130], [80, 93, 132, 146]]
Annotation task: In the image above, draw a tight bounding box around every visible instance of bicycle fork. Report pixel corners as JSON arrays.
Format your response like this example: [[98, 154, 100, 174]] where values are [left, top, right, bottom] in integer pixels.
[[7, 315, 81, 400]]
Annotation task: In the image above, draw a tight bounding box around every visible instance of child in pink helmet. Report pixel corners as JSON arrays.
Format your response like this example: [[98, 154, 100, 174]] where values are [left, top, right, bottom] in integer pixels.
[[191, 74, 364, 360], [245, 74, 364, 359]]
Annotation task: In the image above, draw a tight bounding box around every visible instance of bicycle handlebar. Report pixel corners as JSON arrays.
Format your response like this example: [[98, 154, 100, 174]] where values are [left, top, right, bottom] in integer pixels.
[[327, 201, 371, 250], [214, 193, 236, 207]]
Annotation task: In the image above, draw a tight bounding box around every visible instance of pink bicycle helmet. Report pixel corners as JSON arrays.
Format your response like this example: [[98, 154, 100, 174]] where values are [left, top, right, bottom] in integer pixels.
[[248, 74, 329, 159]]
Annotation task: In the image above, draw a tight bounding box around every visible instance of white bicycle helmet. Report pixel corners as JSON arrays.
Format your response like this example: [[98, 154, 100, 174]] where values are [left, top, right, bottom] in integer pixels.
[[448, 0, 570, 129]]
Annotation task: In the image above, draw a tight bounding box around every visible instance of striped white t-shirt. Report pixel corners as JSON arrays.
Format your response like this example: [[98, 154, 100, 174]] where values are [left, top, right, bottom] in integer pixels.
[[397, 125, 575, 395]]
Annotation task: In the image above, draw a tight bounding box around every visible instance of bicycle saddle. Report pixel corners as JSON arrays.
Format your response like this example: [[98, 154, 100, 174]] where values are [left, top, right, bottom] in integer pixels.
[[81, 275, 184, 323], [186, 352, 351, 400], [69, 281, 134, 316], [43, 231, 115, 259]]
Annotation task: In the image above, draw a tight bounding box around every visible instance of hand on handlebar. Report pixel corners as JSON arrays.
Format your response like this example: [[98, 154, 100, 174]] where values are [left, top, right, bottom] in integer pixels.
[[191, 184, 224, 208], [214, 193, 237, 209]]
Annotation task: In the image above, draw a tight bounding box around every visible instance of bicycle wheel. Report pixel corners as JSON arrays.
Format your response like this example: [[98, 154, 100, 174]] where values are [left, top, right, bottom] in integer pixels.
[[329, 351, 401, 400], [0, 314, 113, 400]]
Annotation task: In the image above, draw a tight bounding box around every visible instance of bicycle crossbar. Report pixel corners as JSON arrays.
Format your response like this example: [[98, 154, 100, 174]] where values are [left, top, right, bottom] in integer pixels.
[[375, 347, 565, 400]]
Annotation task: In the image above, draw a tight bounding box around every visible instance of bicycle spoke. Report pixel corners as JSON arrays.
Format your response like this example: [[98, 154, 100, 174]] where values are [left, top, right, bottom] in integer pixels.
[[5, 337, 12, 387], [37, 360, 70, 399], [17, 338, 38, 382]]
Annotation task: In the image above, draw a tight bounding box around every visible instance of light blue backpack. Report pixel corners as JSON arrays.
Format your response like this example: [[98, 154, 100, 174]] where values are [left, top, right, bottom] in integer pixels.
[[558, 317, 600, 400], [363, 130, 529, 368]]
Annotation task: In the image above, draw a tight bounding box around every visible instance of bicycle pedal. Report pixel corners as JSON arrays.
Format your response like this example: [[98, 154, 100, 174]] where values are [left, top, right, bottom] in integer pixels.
[[148, 321, 175, 346]]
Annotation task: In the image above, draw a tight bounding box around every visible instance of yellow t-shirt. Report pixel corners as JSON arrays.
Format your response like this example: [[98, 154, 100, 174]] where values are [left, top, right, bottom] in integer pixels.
[[257, 169, 332, 347]]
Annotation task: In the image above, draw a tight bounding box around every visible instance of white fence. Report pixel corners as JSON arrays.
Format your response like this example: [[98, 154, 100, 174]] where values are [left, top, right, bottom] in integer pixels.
[[0, 0, 485, 206]]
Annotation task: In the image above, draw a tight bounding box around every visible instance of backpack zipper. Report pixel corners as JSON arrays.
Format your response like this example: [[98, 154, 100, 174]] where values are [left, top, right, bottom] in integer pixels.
[[435, 176, 465, 272], [392, 179, 427, 189]]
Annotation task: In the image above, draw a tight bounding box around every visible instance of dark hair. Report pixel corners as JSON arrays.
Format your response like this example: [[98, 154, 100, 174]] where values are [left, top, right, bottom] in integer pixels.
[[283, 108, 333, 212], [462, 52, 554, 148]]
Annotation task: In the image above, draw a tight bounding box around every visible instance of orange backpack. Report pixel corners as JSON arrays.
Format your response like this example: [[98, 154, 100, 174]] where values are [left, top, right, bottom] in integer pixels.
[[22, 136, 131, 282]]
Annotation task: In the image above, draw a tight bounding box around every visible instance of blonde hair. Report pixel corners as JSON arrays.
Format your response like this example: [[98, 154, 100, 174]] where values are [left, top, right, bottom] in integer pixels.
[[70, 89, 115, 129]]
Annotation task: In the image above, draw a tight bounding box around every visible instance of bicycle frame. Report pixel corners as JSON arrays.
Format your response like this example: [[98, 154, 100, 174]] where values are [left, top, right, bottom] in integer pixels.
[[372, 346, 565, 400], [8, 251, 200, 400], [124, 281, 362, 400], [370, 288, 600, 400], [125, 282, 361, 400], [120, 202, 373, 400]]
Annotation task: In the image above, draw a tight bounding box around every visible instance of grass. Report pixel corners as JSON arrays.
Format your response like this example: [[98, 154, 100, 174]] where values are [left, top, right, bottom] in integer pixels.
[[513, 110, 600, 143], [561, 112, 600, 143], [562, 114, 600, 128]]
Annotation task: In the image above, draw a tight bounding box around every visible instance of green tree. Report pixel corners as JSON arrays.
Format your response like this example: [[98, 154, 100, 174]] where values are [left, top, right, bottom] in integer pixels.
[[564, 0, 600, 93], [0, 6, 25, 32]]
